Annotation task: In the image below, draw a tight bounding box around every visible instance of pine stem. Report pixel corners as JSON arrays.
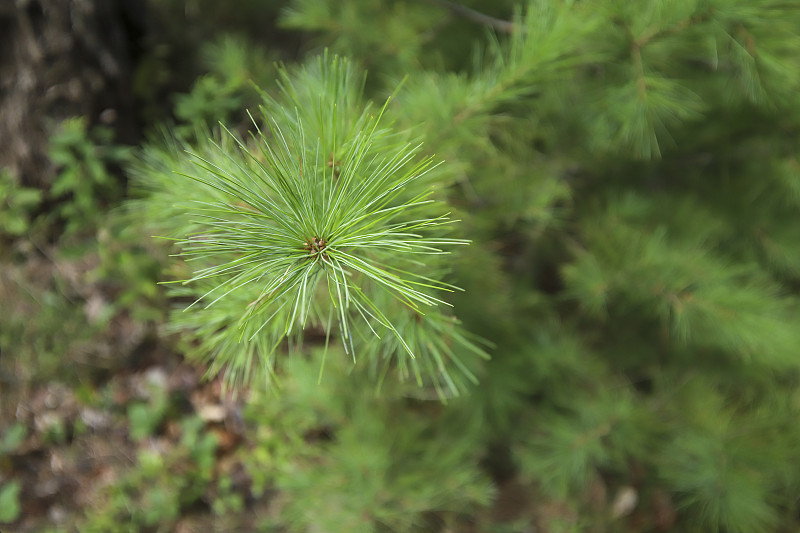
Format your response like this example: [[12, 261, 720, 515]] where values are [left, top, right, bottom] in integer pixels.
[[422, 0, 514, 34]]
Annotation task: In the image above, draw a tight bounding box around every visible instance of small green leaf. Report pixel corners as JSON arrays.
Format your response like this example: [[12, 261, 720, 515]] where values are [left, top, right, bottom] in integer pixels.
[[0, 481, 21, 523], [128, 403, 157, 440], [0, 423, 27, 456]]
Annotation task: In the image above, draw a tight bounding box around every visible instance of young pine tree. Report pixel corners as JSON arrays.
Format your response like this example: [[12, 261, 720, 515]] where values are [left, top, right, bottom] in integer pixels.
[[134, 1, 800, 531]]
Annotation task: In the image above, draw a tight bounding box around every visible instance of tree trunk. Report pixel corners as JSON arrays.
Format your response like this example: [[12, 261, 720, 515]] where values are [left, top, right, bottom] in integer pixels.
[[0, 0, 145, 187]]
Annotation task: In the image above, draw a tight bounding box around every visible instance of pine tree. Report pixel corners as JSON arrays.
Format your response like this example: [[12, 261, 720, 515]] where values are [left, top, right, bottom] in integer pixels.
[[134, 0, 800, 531]]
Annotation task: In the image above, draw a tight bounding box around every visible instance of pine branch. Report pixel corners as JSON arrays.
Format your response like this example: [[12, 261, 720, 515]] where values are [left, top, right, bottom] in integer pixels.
[[422, 0, 514, 33], [140, 54, 482, 394]]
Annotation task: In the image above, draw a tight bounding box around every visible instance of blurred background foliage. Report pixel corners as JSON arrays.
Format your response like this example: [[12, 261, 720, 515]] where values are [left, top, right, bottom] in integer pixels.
[[2, 0, 800, 532]]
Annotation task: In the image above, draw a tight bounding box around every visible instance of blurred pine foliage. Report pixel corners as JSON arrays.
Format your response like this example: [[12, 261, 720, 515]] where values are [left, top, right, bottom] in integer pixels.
[[134, 0, 800, 531]]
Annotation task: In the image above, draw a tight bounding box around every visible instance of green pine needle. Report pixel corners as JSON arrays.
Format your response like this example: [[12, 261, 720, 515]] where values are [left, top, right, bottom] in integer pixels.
[[159, 55, 476, 390]]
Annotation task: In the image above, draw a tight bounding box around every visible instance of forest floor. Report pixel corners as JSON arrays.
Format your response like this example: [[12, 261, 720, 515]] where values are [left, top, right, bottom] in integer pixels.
[[0, 245, 274, 532]]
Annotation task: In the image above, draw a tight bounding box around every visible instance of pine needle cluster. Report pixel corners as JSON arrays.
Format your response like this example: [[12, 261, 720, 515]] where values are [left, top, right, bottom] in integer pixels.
[[134, 55, 486, 395]]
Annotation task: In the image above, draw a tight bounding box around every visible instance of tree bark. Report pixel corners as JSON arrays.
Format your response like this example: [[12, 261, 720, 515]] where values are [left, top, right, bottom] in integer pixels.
[[0, 0, 145, 187]]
